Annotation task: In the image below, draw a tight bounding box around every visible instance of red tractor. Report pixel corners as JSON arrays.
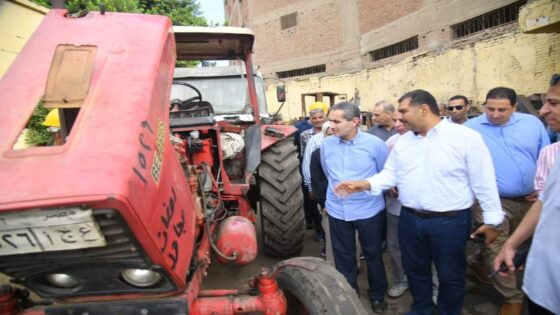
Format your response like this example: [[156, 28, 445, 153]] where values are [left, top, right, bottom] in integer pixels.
[[0, 10, 366, 315]]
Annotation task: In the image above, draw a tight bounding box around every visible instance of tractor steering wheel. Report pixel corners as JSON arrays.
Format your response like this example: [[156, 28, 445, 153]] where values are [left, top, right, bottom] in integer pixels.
[[171, 81, 203, 110]]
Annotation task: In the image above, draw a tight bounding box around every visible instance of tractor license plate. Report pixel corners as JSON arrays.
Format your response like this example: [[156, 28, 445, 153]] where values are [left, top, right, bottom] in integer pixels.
[[0, 208, 106, 256]]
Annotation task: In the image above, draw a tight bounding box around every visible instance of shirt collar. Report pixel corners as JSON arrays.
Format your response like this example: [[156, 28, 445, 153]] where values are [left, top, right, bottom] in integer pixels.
[[338, 129, 362, 144]]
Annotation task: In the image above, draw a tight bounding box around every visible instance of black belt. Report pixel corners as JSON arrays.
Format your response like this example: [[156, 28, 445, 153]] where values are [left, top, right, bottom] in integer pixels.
[[403, 206, 469, 218], [500, 196, 529, 202]]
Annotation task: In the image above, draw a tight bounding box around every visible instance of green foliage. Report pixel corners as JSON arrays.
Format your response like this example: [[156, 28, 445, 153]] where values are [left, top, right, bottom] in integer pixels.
[[30, 0, 51, 8], [140, 0, 206, 26], [29, 0, 208, 26], [66, 0, 139, 12], [25, 103, 54, 146], [176, 60, 200, 68]]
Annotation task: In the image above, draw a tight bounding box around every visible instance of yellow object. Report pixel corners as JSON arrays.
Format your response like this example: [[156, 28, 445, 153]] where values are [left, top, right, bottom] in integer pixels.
[[309, 101, 328, 113], [42, 109, 60, 127]]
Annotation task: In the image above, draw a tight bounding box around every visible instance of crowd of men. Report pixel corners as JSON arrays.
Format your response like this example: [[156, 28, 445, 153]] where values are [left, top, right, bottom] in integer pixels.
[[293, 74, 560, 315]]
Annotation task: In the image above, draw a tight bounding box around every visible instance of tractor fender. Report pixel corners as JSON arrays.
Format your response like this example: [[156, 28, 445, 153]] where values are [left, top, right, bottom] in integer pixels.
[[260, 124, 297, 151], [244, 124, 297, 175]]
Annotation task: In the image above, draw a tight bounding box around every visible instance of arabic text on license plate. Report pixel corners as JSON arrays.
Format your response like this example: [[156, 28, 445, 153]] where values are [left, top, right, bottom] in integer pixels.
[[0, 208, 106, 256]]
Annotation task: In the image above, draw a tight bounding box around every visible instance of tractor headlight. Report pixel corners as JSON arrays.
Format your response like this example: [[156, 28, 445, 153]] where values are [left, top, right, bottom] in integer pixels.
[[121, 269, 161, 287], [46, 273, 80, 288]]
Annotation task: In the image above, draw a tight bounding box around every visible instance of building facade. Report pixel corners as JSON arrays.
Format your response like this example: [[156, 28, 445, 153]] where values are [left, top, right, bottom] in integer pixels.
[[225, 0, 560, 120]]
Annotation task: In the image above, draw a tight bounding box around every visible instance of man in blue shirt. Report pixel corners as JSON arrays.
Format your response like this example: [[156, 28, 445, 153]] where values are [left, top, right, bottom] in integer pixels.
[[465, 87, 550, 315], [320, 102, 388, 313]]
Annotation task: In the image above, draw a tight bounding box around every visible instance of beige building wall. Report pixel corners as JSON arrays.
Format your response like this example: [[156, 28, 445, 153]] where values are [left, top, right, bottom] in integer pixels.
[[0, 0, 48, 78], [266, 30, 560, 121]]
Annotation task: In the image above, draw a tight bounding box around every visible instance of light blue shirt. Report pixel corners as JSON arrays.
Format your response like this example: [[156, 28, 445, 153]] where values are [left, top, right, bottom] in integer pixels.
[[320, 130, 387, 221], [465, 113, 550, 197]]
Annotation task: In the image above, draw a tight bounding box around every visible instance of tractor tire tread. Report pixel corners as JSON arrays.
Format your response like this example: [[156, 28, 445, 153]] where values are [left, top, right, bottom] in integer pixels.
[[275, 257, 368, 314], [259, 138, 305, 257]]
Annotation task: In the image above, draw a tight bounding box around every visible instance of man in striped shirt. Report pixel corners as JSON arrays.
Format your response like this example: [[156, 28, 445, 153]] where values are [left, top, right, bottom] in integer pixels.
[[299, 102, 328, 239]]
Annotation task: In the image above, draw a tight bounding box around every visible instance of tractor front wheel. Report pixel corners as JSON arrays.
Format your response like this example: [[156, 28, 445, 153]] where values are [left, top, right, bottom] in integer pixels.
[[258, 138, 304, 257], [275, 257, 368, 314]]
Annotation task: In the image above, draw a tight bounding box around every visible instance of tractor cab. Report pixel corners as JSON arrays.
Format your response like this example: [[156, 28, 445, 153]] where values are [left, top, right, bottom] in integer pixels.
[[171, 27, 268, 125]]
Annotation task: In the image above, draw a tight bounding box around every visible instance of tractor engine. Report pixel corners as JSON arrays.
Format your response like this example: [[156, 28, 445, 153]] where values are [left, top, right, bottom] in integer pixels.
[[173, 127, 256, 267]]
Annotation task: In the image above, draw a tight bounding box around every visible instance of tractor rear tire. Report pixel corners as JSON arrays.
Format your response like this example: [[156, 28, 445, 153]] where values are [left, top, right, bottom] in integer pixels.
[[275, 257, 368, 314], [259, 138, 304, 257]]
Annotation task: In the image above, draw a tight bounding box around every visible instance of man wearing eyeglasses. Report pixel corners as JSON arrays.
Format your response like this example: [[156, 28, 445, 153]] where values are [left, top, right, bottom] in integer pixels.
[[465, 87, 550, 315], [446, 95, 470, 124]]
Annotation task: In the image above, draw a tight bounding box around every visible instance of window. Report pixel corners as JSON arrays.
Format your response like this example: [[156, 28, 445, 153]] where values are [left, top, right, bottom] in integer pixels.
[[281, 13, 297, 30], [277, 64, 326, 79], [451, 1, 527, 39], [369, 36, 419, 62]]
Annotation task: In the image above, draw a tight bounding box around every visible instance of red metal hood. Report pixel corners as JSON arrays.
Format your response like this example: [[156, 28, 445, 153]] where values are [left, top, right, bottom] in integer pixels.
[[0, 10, 176, 209]]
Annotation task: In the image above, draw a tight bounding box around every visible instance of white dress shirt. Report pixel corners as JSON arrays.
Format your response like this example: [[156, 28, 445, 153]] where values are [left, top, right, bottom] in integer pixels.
[[367, 119, 504, 225]]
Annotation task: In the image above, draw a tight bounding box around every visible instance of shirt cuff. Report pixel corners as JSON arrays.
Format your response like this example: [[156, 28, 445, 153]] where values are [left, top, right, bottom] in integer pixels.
[[367, 177, 382, 196], [482, 209, 505, 225]]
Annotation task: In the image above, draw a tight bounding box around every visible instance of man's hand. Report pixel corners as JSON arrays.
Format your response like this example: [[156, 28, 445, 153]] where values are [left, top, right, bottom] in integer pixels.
[[333, 180, 371, 197], [386, 187, 399, 198], [470, 224, 501, 245], [308, 191, 316, 201], [494, 242, 519, 277]]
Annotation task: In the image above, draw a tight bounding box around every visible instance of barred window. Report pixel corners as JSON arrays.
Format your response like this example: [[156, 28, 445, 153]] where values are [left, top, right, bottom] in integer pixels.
[[369, 36, 418, 62], [281, 13, 297, 30], [451, 1, 527, 39], [277, 64, 326, 79]]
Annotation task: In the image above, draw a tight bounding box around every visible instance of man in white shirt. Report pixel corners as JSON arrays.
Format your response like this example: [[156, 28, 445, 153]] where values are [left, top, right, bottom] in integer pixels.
[[335, 90, 504, 315]]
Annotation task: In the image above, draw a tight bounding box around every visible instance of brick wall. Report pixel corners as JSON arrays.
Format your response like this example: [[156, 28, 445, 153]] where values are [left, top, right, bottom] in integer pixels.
[[358, 0, 423, 34], [248, 0, 347, 76]]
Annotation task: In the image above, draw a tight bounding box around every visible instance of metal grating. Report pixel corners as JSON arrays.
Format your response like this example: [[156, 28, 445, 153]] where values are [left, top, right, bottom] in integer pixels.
[[451, 1, 527, 39], [280, 13, 297, 30], [277, 64, 326, 79], [370, 36, 419, 62]]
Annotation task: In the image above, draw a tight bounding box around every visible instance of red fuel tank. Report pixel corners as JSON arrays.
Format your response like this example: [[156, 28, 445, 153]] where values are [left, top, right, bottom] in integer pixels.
[[215, 216, 257, 265]]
